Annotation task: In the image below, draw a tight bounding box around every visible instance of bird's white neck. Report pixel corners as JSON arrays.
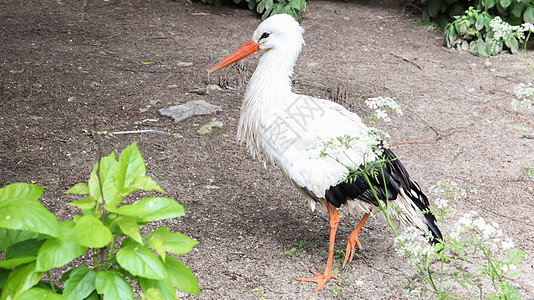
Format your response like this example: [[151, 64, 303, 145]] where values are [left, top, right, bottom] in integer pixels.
[[237, 46, 301, 161], [244, 47, 299, 105]]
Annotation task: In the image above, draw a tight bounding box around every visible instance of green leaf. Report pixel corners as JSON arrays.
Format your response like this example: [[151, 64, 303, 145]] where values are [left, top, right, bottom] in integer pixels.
[[446, 24, 458, 46], [500, 0, 511, 8], [0, 229, 40, 253], [15, 287, 66, 300], [0, 238, 43, 269], [131, 176, 165, 194], [117, 216, 143, 244], [427, 0, 441, 17], [74, 216, 112, 248], [108, 203, 145, 216], [164, 257, 199, 295], [1, 262, 43, 300], [143, 288, 163, 300], [0, 257, 36, 270], [505, 37, 519, 53], [262, 6, 274, 19], [88, 153, 119, 205], [256, 0, 265, 12], [247, 0, 255, 10], [64, 183, 89, 195], [477, 39, 489, 56], [148, 227, 197, 260], [36, 221, 88, 272], [511, 2, 526, 18], [448, 3, 465, 16], [138, 278, 175, 300], [67, 197, 96, 210], [5, 239, 43, 260], [135, 197, 185, 223], [475, 14, 485, 31], [0, 183, 59, 238], [525, 6, 534, 24], [0, 183, 42, 203], [116, 244, 166, 280], [62, 266, 96, 300], [485, 0, 496, 9], [94, 270, 134, 300], [116, 142, 145, 191], [0, 268, 9, 289], [84, 291, 99, 300]]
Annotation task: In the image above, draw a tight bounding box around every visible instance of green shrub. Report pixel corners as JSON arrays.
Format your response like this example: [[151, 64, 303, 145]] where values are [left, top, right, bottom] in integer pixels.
[[422, 0, 534, 56], [198, 0, 306, 20], [0, 142, 199, 299], [443, 7, 528, 56], [422, 0, 534, 25]]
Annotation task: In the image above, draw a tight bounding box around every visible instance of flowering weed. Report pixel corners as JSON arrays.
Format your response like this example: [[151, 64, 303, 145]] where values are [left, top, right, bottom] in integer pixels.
[[395, 180, 526, 299]]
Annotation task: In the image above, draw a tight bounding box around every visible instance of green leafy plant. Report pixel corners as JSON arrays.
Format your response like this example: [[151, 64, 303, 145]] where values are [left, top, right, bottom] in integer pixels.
[[422, 0, 534, 55], [283, 247, 297, 256], [444, 7, 530, 56], [197, 0, 306, 20], [0, 142, 199, 299], [283, 239, 308, 256], [293, 239, 307, 249], [523, 160, 534, 176], [444, 7, 495, 55], [422, 0, 534, 25]]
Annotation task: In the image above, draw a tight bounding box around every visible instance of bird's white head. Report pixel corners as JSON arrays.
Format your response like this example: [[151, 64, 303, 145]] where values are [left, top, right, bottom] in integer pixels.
[[209, 14, 304, 73]]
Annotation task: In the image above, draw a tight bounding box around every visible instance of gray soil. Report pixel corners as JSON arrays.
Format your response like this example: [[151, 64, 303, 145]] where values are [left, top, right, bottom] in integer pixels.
[[1, 0, 533, 298]]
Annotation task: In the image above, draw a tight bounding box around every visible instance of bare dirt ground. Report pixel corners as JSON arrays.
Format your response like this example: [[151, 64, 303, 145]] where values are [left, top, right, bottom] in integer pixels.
[[1, 0, 533, 298]]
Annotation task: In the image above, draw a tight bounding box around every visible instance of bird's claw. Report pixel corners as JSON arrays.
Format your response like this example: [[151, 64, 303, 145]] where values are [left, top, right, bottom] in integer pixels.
[[296, 269, 338, 292], [342, 235, 362, 268]]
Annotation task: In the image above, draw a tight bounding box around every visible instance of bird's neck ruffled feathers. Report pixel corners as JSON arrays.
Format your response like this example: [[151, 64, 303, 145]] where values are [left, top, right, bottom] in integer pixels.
[[238, 41, 303, 163], [244, 46, 301, 106]]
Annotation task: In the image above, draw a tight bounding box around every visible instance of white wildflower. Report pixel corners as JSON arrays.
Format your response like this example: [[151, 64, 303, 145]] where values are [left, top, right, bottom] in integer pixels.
[[365, 96, 403, 123], [395, 226, 436, 260], [522, 23, 534, 33], [502, 264, 517, 273], [502, 238, 515, 251], [435, 197, 448, 209], [429, 180, 466, 200], [513, 83, 534, 111], [489, 17, 526, 53], [374, 108, 390, 122]]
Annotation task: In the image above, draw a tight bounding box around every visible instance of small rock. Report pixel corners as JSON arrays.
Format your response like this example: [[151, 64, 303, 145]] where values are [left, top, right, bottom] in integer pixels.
[[177, 61, 193, 67], [196, 118, 223, 136], [207, 84, 223, 91], [90, 81, 101, 87], [159, 100, 221, 122]]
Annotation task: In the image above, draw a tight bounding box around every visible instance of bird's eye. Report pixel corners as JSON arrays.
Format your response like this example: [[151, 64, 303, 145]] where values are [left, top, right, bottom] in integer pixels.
[[260, 32, 270, 40]]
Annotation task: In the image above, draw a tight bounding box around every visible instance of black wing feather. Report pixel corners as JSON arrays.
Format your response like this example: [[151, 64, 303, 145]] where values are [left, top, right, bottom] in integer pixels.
[[306, 145, 442, 242]]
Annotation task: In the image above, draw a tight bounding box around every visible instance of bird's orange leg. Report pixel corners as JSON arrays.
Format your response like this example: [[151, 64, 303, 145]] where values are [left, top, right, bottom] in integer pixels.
[[342, 212, 370, 268], [296, 202, 339, 292]]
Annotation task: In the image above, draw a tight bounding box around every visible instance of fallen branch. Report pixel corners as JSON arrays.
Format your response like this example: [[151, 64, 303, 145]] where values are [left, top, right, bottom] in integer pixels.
[[112, 129, 165, 135]]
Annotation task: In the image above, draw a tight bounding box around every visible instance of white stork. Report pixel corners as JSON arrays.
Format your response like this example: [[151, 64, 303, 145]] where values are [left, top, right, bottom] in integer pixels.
[[209, 14, 442, 291]]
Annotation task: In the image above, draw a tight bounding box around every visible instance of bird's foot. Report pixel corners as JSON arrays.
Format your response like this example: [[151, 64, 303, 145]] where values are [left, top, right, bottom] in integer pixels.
[[342, 234, 362, 268], [296, 269, 338, 292]]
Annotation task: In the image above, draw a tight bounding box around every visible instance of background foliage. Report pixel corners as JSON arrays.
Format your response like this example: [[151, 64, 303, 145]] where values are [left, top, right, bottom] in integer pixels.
[[198, 0, 306, 20], [425, 0, 534, 56]]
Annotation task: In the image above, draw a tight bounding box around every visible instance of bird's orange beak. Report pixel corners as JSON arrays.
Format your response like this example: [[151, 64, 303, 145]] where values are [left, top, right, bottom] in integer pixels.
[[209, 40, 260, 73]]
